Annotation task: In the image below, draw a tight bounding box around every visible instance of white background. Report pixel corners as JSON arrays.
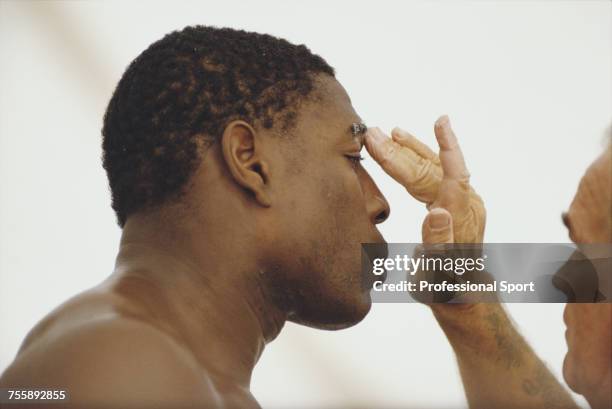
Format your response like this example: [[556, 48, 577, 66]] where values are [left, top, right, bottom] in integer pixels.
[[1, 1, 610, 408]]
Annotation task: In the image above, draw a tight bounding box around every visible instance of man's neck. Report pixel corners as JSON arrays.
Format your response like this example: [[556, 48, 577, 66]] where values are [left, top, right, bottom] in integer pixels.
[[106, 214, 286, 388]]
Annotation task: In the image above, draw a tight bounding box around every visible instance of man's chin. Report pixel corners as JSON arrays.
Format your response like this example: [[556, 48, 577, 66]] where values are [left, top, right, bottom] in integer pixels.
[[289, 294, 372, 330], [562, 354, 581, 395]]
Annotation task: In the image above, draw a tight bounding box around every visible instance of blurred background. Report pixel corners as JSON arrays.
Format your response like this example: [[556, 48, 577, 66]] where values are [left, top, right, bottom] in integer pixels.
[[0, 1, 610, 408]]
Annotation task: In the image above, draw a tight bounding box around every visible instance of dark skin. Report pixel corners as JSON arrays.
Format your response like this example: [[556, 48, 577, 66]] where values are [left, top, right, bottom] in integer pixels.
[[0, 74, 389, 408]]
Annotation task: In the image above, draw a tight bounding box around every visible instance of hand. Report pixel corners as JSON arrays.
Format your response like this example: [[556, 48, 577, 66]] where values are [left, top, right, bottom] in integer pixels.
[[364, 115, 485, 243]]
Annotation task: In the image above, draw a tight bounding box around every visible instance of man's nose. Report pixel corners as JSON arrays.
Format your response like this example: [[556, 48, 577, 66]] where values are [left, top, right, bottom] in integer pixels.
[[360, 169, 390, 224]]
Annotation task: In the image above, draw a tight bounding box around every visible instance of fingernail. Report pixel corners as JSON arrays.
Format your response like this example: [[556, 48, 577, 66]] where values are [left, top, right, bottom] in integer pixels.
[[436, 115, 450, 130], [428, 209, 450, 229]]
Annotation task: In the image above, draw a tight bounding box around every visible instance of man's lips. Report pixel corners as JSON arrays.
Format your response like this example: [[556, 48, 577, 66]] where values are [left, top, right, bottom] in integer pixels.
[[368, 230, 387, 251], [362, 236, 388, 286]]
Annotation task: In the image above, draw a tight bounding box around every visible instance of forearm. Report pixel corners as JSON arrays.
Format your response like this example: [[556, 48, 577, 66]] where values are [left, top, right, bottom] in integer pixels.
[[433, 303, 578, 409]]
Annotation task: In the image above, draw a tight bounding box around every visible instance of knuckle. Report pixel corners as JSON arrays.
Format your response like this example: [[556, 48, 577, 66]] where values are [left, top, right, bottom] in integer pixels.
[[413, 158, 434, 184], [457, 169, 471, 184], [378, 145, 396, 166]]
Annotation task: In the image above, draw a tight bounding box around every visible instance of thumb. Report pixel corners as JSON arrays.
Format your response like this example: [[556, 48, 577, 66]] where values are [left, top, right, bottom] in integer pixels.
[[422, 208, 454, 244]]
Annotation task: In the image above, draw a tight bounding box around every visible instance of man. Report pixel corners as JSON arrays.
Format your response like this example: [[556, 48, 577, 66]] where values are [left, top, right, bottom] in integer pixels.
[[365, 124, 611, 408], [1, 25, 394, 408]]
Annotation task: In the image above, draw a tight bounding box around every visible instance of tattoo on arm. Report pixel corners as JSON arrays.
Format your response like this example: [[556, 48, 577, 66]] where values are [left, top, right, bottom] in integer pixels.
[[484, 310, 524, 370], [484, 310, 574, 407], [521, 364, 571, 407]]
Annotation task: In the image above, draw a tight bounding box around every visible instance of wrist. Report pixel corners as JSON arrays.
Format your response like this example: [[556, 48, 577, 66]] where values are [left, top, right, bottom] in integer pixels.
[[430, 302, 498, 322], [431, 303, 507, 350]]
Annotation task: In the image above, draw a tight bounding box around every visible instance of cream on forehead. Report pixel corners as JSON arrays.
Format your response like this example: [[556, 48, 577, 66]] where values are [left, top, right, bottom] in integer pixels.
[[351, 122, 367, 136]]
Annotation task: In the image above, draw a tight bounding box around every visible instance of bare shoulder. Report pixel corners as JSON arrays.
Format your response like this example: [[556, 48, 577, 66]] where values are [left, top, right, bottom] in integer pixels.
[[1, 313, 222, 408]]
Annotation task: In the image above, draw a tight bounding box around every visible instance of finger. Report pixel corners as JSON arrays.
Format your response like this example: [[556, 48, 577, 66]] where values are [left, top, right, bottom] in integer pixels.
[[365, 127, 442, 203], [391, 127, 439, 164], [422, 208, 454, 244], [365, 126, 399, 162], [434, 115, 470, 183]]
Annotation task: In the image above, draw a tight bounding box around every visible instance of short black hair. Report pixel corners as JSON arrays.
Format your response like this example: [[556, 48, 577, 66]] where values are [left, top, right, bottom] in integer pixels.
[[102, 25, 335, 227]]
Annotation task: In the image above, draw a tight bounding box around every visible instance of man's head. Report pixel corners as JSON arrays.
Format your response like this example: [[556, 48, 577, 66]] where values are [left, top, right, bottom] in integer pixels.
[[102, 25, 335, 227], [102, 26, 389, 330], [561, 143, 611, 407]]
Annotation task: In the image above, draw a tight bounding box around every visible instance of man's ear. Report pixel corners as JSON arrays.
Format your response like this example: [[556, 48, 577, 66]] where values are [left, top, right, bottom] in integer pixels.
[[220, 120, 272, 207]]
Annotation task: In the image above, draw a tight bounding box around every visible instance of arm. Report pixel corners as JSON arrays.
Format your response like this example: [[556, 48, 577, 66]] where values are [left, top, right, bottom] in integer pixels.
[[433, 303, 577, 409], [421, 208, 578, 409], [365, 117, 578, 409]]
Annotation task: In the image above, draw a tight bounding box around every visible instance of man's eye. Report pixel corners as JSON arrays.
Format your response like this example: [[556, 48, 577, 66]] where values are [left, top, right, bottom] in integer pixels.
[[346, 155, 365, 168]]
